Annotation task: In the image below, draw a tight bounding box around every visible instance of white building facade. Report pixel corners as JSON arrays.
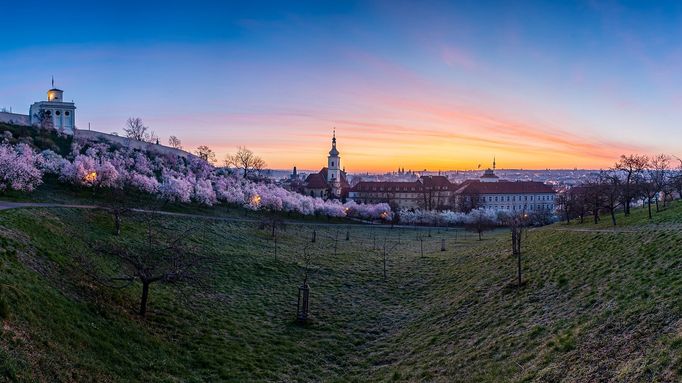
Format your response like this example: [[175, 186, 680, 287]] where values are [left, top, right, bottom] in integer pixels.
[[29, 86, 76, 134]]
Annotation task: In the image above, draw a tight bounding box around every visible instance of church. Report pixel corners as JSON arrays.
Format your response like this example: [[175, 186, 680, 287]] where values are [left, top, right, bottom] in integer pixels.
[[0, 79, 77, 135], [303, 130, 350, 199]]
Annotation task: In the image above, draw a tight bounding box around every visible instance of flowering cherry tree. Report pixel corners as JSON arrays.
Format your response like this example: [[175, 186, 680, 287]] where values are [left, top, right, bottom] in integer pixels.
[[0, 143, 43, 192], [0, 138, 396, 221]]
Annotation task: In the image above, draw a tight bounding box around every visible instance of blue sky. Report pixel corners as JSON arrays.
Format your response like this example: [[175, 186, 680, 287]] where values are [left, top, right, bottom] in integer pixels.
[[2, 0, 682, 170]]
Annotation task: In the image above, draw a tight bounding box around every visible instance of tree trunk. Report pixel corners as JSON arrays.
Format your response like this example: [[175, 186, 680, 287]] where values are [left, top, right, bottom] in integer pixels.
[[383, 243, 387, 280], [648, 198, 652, 219], [610, 209, 616, 226], [478, 230, 482, 241], [114, 211, 121, 236], [655, 197, 660, 212], [139, 280, 151, 316], [517, 250, 522, 287]]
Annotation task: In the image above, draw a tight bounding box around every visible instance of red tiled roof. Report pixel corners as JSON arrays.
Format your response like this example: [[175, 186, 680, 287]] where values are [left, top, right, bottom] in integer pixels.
[[455, 180, 555, 194], [420, 175, 452, 187], [304, 167, 350, 189], [304, 173, 328, 189]]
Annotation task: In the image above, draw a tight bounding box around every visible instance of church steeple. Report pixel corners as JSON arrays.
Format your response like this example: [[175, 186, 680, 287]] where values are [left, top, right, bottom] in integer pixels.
[[493, 156, 496, 171], [329, 128, 339, 156]]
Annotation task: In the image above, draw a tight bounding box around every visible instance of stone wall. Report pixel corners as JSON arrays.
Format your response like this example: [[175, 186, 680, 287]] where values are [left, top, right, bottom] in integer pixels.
[[74, 129, 196, 159], [0, 112, 30, 126]]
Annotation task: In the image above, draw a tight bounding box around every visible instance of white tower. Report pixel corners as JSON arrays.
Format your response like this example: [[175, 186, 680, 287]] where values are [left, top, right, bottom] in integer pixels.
[[327, 129, 342, 197], [29, 78, 76, 134]]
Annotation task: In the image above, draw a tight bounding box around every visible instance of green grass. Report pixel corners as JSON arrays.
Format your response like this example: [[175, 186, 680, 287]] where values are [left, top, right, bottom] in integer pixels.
[[0, 202, 680, 381]]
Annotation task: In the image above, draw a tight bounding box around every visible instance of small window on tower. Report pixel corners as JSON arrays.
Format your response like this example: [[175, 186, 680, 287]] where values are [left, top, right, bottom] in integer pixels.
[[65, 111, 70, 116], [56, 111, 61, 116], [331, 162, 334, 166]]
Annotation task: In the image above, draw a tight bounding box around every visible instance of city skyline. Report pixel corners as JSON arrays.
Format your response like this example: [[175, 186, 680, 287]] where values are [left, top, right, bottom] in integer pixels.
[[2, 1, 682, 171]]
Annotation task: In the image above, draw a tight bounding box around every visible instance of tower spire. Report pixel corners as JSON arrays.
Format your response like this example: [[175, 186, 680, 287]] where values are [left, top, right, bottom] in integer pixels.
[[51, 75, 54, 88], [493, 156, 496, 171]]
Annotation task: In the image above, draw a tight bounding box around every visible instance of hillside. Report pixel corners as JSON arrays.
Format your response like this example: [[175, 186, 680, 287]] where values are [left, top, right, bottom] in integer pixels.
[[0, 202, 680, 382]]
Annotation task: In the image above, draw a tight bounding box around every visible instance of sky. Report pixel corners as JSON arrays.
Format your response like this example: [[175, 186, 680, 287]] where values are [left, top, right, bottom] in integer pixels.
[[2, 0, 682, 172]]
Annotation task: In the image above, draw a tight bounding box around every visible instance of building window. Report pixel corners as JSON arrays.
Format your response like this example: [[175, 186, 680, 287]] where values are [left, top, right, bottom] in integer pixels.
[[65, 111, 70, 116], [56, 111, 61, 116]]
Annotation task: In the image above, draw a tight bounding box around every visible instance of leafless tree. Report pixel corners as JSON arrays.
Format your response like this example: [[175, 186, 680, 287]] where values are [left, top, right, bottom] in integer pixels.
[[86, 217, 207, 316], [225, 146, 266, 178], [100, 187, 132, 236], [464, 211, 496, 240], [672, 157, 682, 201], [649, 154, 671, 211], [381, 237, 400, 281], [456, 189, 480, 213], [195, 145, 217, 164], [33, 110, 54, 131], [504, 212, 529, 287], [599, 170, 622, 226], [123, 117, 157, 143], [614, 154, 648, 215], [168, 135, 182, 149], [556, 191, 574, 224]]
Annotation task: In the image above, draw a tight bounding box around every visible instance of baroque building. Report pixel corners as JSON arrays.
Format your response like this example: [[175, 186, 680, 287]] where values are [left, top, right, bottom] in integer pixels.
[[303, 130, 350, 199]]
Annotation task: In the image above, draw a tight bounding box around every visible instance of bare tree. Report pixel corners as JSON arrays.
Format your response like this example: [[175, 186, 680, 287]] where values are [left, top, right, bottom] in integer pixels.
[[464, 210, 496, 240], [599, 170, 622, 226], [556, 191, 574, 224], [225, 146, 266, 178], [87, 217, 206, 316], [456, 189, 480, 213], [381, 237, 400, 281], [168, 135, 183, 149], [195, 145, 217, 164], [33, 110, 54, 131], [100, 187, 132, 236], [649, 154, 671, 211], [614, 154, 648, 216], [123, 117, 157, 143], [672, 157, 682, 201], [504, 212, 529, 287]]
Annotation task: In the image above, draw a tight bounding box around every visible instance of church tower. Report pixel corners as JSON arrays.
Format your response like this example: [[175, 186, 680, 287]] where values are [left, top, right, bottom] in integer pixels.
[[327, 129, 342, 197]]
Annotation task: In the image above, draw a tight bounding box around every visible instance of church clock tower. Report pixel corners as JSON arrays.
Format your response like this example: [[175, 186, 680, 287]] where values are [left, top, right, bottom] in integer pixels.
[[327, 129, 342, 197]]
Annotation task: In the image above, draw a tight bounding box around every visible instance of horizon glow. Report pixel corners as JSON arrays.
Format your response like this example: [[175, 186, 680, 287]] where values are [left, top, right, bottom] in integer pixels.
[[2, 1, 682, 172]]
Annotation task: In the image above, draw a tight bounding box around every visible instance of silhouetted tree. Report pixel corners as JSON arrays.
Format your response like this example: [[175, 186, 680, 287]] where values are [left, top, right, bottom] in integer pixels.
[[614, 154, 647, 215], [124, 117, 157, 143], [195, 145, 217, 164], [168, 135, 182, 149], [225, 146, 266, 178], [86, 217, 206, 316]]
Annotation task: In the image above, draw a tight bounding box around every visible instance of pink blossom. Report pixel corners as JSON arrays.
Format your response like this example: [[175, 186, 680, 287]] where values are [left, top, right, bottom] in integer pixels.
[[0, 143, 43, 192]]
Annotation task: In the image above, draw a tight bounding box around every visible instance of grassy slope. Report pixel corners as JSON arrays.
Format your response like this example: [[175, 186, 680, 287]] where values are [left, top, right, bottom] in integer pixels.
[[0, 203, 680, 382]]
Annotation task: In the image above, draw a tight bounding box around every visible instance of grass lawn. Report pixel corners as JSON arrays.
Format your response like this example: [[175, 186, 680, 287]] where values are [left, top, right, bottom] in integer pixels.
[[0, 203, 679, 382]]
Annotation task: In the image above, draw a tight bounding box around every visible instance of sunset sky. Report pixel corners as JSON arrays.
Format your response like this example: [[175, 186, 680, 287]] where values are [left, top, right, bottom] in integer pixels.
[[2, 1, 682, 171]]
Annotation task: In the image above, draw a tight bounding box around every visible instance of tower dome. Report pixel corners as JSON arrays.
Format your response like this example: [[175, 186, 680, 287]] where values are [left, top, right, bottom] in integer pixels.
[[329, 131, 339, 156]]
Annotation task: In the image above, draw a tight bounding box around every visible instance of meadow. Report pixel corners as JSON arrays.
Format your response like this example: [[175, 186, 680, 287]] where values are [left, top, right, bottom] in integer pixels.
[[0, 202, 680, 382]]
